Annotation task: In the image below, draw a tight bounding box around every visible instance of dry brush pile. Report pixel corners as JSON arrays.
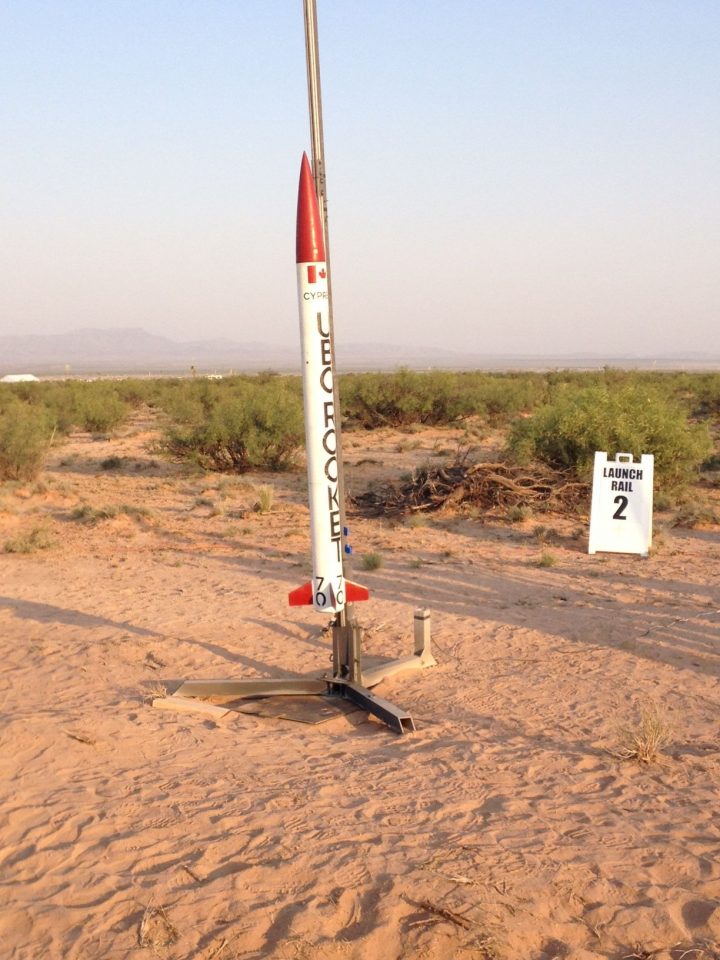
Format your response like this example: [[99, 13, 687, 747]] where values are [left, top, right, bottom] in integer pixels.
[[354, 460, 589, 518]]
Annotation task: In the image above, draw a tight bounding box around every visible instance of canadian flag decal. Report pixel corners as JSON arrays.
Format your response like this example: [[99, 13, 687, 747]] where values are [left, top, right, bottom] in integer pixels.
[[306, 266, 327, 284]]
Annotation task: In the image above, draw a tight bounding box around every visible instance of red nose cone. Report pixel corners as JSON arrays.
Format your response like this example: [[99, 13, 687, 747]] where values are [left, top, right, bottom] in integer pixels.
[[296, 152, 326, 263]]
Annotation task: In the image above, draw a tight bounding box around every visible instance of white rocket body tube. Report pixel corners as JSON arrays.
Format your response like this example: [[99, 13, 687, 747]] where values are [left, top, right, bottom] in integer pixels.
[[289, 153, 368, 615], [297, 260, 345, 613]]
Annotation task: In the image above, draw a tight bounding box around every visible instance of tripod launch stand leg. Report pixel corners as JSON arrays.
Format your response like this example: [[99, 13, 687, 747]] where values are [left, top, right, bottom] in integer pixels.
[[326, 678, 416, 734]]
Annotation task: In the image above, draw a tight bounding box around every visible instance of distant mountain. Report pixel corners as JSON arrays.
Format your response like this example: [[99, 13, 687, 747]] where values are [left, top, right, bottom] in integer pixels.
[[0, 328, 297, 375], [0, 327, 475, 375], [1, 327, 718, 376]]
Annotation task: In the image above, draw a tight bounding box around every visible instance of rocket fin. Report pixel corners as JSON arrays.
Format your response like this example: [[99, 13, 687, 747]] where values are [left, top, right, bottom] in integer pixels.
[[288, 581, 313, 606], [288, 580, 369, 606], [346, 581, 370, 602]]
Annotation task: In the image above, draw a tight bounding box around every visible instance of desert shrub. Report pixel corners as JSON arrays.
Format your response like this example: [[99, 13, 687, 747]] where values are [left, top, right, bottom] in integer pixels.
[[25, 380, 129, 434], [4, 524, 53, 553], [1, 380, 75, 436], [405, 514, 428, 528], [0, 399, 53, 481], [361, 552, 384, 570], [341, 369, 479, 428], [671, 498, 719, 528], [10, 377, 187, 434], [154, 374, 298, 424], [73, 383, 129, 432], [341, 369, 436, 427], [158, 390, 207, 425], [689, 373, 720, 417], [253, 485, 274, 514], [469, 373, 546, 421], [340, 370, 549, 429], [701, 452, 720, 472], [42, 389, 77, 434], [71, 504, 119, 524], [148, 378, 196, 417], [165, 380, 304, 472], [507, 505, 531, 523], [113, 378, 160, 408], [507, 384, 711, 495], [610, 702, 671, 763]]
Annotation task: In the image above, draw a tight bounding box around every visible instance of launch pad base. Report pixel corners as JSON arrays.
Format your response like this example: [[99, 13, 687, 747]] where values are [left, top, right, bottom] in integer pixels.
[[231, 692, 359, 725], [171, 676, 414, 734], [168, 608, 435, 735]]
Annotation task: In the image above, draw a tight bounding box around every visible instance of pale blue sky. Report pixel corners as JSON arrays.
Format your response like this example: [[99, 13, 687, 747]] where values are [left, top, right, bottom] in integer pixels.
[[1, 1, 718, 355]]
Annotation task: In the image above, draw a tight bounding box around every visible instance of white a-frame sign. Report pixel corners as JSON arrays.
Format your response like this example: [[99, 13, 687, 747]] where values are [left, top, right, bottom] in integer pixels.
[[588, 452, 654, 557]]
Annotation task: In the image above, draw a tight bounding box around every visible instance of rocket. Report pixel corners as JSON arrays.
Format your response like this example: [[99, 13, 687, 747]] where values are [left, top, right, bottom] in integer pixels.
[[289, 153, 369, 614]]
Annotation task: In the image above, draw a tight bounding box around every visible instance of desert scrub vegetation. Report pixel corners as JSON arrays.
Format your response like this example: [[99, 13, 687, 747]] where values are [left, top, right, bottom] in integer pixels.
[[340, 369, 545, 428], [610, 702, 671, 764], [0, 397, 54, 481], [163, 378, 304, 472], [507, 383, 712, 496], [5, 367, 719, 434], [70, 503, 152, 524], [4, 524, 53, 553], [253, 485, 274, 514], [671, 497, 720, 528], [71, 504, 121, 524], [341, 369, 474, 428], [3, 370, 718, 482], [70, 382, 130, 433], [0, 379, 131, 436], [340, 368, 720, 430], [361, 552, 384, 570]]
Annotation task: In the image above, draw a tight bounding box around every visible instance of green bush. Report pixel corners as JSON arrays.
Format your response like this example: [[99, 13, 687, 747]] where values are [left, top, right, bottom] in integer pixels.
[[165, 380, 304, 472], [689, 373, 720, 417], [508, 384, 711, 494], [339, 370, 548, 429], [158, 390, 206, 425], [341, 369, 477, 427], [74, 383, 129, 433], [467, 374, 546, 421], [361, 552, 384, 570], [3, 380, 129, 435], [0, 400, 53, 481], [113, 378, 160, 408]]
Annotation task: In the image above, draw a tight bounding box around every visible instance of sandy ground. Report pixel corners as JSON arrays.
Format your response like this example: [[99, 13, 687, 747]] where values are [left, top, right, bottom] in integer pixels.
[[1, 413, 719, 960]]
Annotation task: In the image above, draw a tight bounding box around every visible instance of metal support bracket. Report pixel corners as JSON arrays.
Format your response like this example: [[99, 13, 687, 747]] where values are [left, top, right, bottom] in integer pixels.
[[360, 607, 436, 688]]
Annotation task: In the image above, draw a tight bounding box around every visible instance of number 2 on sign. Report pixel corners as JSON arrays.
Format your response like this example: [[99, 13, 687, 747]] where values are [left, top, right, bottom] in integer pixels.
[[613, 495, 628, 520]]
